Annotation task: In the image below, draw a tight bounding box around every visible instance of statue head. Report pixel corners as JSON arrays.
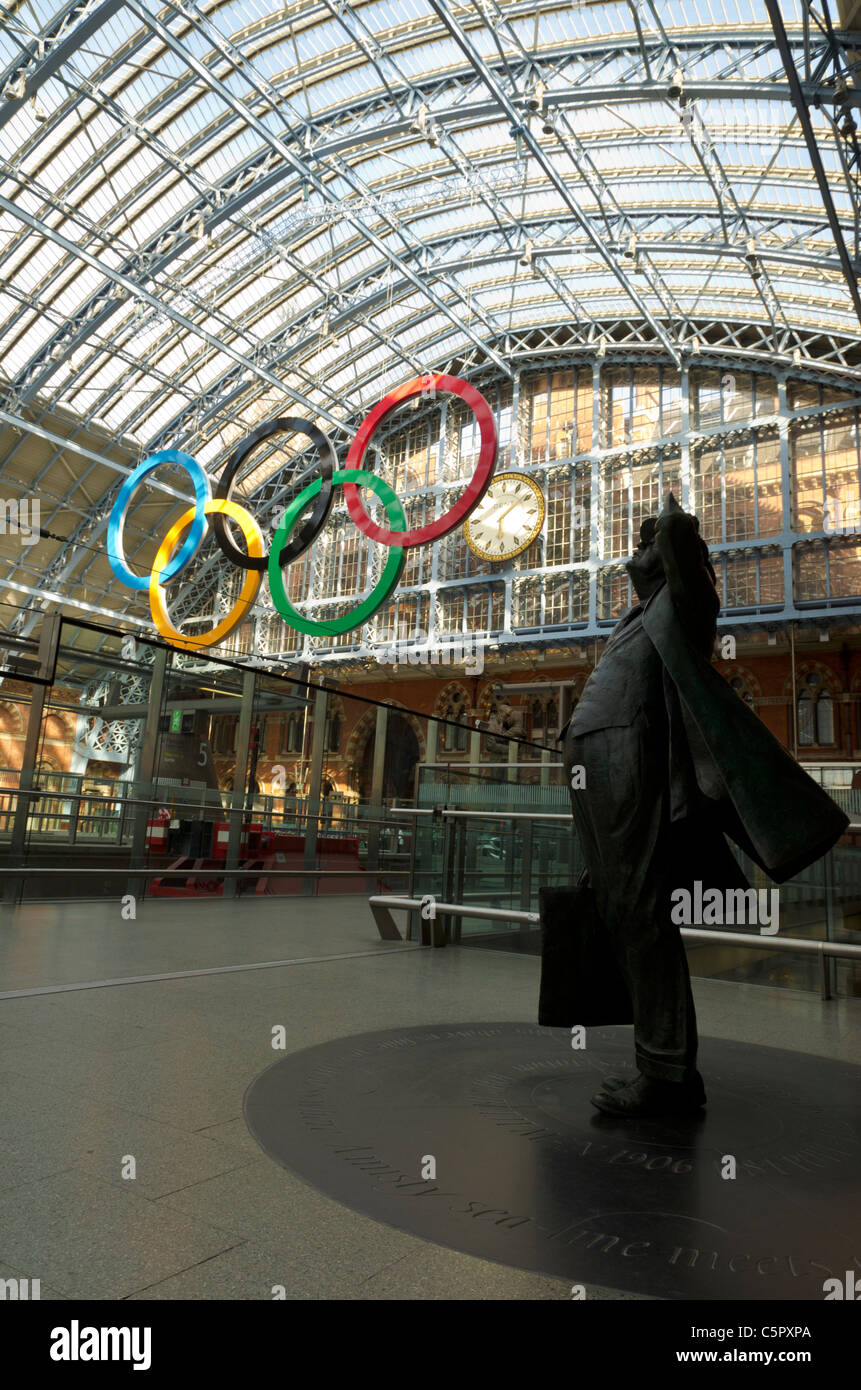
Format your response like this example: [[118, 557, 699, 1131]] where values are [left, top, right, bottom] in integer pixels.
[[625, 494, 716, 599], [625, 515, 664, 599]]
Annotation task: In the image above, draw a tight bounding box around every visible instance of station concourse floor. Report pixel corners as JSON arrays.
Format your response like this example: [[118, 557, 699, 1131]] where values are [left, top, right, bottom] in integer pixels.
[[0, 895, 858, 1302]]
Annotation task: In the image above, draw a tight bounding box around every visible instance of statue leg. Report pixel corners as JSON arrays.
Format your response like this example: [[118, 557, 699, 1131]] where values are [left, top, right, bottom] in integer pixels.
[[566, 718, 699, 1086]]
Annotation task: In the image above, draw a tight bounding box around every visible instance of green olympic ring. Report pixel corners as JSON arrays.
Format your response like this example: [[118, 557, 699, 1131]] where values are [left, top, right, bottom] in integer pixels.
[[268, 469, 405, 635]]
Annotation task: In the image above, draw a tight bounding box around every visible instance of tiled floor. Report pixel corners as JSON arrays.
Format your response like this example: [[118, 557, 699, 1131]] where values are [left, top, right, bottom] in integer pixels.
[[0, 896, 858, 1300]]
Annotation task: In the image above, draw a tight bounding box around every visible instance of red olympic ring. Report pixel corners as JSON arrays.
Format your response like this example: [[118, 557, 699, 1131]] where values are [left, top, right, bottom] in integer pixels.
[[342, 373, 497, 548]]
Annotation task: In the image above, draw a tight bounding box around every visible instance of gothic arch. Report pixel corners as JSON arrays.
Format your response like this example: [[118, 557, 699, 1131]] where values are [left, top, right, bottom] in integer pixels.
[[44, 711, 73, 741], [344, 708, 377, 771], [344, 701, 427, 772], [722, 662, 762, 702], [434, 682, 470, 754], [783, 660, 843, 698], [789, 661, 842, 749], [433, 681, 471, 718], [0, 700, 25, 735]]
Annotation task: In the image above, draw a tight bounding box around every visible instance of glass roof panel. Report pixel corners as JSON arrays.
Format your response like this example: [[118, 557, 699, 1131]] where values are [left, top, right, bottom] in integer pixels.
[[0, 1, 858, 502]]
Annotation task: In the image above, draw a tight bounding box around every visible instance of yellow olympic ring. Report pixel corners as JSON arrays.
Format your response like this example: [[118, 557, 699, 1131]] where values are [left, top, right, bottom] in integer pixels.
[[149, 498, 264, 652]]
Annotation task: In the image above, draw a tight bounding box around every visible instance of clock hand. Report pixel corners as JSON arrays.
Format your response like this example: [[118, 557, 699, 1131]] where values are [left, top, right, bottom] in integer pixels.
[[496, 501, 520, 538]]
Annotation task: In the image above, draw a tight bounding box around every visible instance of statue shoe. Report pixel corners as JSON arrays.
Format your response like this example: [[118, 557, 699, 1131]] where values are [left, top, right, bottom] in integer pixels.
[[600, 1075, 633, 1092], [590, 1072, 706, 1117]]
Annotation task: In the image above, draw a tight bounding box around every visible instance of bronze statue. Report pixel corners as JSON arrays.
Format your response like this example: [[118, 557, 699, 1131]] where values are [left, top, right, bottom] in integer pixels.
[[556, 494, 848, 1117]]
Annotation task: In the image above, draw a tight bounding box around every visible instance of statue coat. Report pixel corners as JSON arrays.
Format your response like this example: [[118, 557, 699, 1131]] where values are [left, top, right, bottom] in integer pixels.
[[640, 582, 849, 884]]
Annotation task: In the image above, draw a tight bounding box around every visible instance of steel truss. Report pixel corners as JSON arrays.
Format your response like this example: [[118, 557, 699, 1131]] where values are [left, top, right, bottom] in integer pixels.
[[0, 0, 860, 642]]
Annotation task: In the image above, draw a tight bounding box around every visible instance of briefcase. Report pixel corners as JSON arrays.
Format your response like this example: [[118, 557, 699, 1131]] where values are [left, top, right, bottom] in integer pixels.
[[538, 882, 634, 1027]]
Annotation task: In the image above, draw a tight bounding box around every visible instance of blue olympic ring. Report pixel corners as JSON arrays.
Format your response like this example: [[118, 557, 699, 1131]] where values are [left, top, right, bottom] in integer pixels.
[[107, 449, 211, 591]]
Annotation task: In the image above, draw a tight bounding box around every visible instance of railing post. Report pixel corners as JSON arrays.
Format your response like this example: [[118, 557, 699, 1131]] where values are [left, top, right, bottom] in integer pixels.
[[4, 683, 47, 906], [450, 815, 466, 945], [441, 812, 455, 945], [225, 667, 257, 900], [820, 944, 832, 1001], [823, 851, 838, 999], [519, 817, 534, 950], [406, 813, 419, 942], [302, 685, 328, 896], [364, 703, 388, 879], [128, 645, 168, 902]]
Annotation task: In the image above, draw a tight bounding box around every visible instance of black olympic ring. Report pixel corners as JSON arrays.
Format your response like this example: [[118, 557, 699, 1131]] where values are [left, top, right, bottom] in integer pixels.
[[210, 416, 336, 572]]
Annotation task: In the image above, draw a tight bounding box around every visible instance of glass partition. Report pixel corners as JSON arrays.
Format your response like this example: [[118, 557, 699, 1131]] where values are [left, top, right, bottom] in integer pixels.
[[0, 611, 857, 1000]]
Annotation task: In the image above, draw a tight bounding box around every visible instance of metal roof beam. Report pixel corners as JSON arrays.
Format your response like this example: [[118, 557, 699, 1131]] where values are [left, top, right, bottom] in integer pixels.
[[428, 0, 682, 365], [121, 0, 512, 380], [0, 0, 124, 131], [766, 0, 861, 327]]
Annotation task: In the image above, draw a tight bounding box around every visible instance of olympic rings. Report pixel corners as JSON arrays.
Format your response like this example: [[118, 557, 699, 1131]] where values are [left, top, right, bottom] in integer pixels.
[[149, 499, 264, 653], [211, 416, 336, 572], [107, 373, 497, 650], [268, 470, 405, 636]]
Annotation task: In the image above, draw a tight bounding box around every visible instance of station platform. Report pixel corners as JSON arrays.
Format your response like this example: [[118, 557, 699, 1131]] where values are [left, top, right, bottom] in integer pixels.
[[0, 895, 858, 1300]]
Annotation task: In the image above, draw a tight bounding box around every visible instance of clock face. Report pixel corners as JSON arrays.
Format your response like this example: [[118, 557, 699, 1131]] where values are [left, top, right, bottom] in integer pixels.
[[464, 472, 545, 560]]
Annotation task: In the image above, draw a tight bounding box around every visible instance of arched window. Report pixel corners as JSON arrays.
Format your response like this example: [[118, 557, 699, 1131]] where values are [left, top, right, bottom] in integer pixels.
[[797, 673, 838, 748], [816, 691, 835, 745], [797, 692, 814, 746]]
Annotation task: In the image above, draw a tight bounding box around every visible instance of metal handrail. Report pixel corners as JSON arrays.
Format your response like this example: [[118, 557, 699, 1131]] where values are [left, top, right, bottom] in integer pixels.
[[368, 893, 861, 997], [0, 786, 419, 831], [423, 762, 563, 769], [0, 867, 409, 879], [432, 807, 861, 830], [443, 809, 571, 822]]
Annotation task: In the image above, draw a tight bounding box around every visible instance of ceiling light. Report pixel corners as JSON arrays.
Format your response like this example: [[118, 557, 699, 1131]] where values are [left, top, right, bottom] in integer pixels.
[[624, 233, 638, 258], [834, 74, 856, 113], [744, 236, 761, 279], [596, 336, 607, 358], [526, 80, 545, 114], [427, 123, 441, 148], [680, 106, 694, 130], [668, 68, 685, 102], [793, 347, 802, 365], [689, 336, 701, 355], [4, 75, 26, 101], [518, 238, 534, 268], [30, 98, 48, 124], [541, 109, 555, 136], [410, 102, 428, 136]]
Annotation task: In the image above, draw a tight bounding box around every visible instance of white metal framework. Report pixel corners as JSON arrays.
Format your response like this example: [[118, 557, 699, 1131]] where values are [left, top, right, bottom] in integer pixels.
[[0, 0, 860, 660]]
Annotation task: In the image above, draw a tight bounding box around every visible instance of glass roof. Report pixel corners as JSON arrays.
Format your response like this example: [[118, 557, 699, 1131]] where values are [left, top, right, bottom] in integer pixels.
[[1, 0, 861, 630]]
